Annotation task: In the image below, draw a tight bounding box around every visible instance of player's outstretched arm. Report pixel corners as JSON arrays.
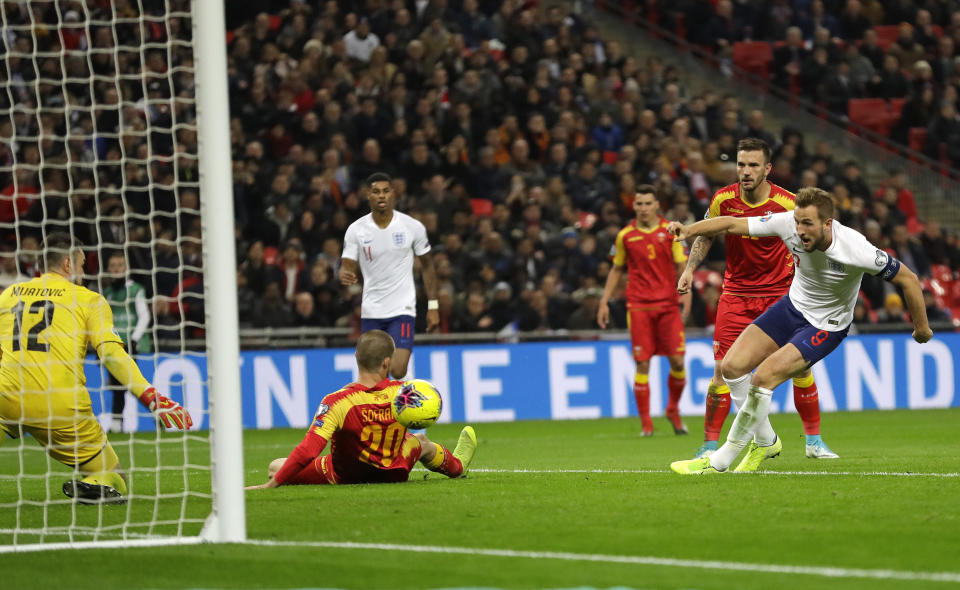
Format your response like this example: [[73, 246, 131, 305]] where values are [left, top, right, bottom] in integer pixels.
[[891, 264, 933, 343], [247, 429, 327, 489], [667, 216, 749, 242], [98, 341, 193, 430]]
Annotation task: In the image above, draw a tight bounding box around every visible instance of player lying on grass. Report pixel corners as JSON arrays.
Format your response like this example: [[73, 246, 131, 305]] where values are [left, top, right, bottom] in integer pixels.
[[246, 329, 476, 488], [666, 188, 931, 474], [0, 233, 192, 504]]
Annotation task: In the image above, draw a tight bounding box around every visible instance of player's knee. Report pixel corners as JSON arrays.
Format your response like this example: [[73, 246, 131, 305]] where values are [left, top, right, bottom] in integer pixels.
[[719, 357, 747, 381], [268, 458, 286, 478], [634, 361, 650, 374]]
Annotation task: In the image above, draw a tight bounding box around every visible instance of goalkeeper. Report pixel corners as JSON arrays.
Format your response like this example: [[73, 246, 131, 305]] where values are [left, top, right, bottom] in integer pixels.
[[0, 233, 192, 504]]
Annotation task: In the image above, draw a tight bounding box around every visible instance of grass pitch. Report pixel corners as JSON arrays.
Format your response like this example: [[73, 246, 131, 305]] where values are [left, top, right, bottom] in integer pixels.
[[3, 408, 960, 590]]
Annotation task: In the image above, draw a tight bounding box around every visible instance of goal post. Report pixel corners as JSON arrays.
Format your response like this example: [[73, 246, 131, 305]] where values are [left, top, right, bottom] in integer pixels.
[[0, 0, 244, 551], [193, 0, 245, 544]]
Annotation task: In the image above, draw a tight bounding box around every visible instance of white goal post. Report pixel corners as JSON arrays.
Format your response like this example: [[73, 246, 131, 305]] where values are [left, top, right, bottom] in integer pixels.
[[0, 0, 244, 551]]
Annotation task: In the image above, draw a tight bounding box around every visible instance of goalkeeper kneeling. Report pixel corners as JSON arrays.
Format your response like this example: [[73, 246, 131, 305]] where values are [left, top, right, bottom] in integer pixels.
[[0, 233, 192, 505]]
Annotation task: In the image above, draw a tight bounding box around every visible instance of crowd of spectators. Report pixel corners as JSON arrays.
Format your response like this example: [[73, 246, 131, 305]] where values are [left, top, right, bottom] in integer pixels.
[[645, 0, 960, 166], [1, 0, 957, 346]]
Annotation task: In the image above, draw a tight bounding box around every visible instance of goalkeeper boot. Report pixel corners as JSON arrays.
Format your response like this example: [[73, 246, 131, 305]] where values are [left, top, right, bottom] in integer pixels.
[[665, 407, 688, 435], [670, 456, 723, 475], [63, 480, 127, 505], [805, 434, 840, 459], [694, 440, 719, 458], [732, 436, 782, 472], [452, 426, 477, 477]]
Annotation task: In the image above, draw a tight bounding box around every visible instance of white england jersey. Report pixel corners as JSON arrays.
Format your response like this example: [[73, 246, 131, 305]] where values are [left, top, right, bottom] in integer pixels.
[[748, 211, 896, 331], [342, 211, 430, 318]]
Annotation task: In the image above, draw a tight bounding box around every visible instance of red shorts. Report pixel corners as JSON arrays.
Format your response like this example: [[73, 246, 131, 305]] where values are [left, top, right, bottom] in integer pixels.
[[627, 304, 685, 362], [713, 292, 785, 360], [286, 433, 423, 485]]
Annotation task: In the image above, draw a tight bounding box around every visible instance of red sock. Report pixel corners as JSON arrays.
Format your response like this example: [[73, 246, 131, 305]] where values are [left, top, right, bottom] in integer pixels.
[[666, 370, 685, 414], [703, 384, 731, 442], [793, 376, 820, 436], [424, 444, 463, 478], [634, 380, 653, 431]]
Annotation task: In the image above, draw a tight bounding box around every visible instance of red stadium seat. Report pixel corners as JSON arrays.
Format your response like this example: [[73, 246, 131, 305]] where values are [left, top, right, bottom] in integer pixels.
[[908, 127, 927, 153], [470, 198, 494, 218], [889, 98, 906, 120], [873, 26, 900, 50], [931, 264, 954, 286], [847, 98, 891, 136], [732, 41, 773, 80]]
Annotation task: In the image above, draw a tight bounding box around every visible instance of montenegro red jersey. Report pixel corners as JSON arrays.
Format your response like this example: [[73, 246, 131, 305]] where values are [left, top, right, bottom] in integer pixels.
[[707, 182, 795, 297], [310, 378, 414, 480], [612, 216, 688, 307]]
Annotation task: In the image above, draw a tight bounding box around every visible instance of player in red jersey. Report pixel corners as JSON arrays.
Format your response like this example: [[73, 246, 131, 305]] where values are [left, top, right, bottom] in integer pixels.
[[598, 186, 691, 436], [246, 330, 477, 488], [677, 138, 837, 465]]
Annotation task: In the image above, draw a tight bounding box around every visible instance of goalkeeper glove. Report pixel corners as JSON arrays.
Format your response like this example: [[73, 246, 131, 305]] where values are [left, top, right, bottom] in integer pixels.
[[140, 387, 193, 430]]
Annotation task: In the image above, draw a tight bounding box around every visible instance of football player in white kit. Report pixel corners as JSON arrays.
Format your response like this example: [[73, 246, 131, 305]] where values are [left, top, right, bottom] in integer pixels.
[[339, 172, 439, 378], [666, 187, 932, 474]]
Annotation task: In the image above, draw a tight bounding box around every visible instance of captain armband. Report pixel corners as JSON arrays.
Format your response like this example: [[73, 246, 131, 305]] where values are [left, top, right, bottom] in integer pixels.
[[878, 253, 902, 282]]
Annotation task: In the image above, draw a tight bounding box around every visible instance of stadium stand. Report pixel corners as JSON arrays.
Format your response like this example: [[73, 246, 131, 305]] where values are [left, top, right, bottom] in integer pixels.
[[2, 0, 956, 338]]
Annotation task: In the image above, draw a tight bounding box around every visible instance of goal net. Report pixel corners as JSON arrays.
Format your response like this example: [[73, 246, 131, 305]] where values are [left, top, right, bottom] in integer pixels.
[[0, 0, 243, 551]]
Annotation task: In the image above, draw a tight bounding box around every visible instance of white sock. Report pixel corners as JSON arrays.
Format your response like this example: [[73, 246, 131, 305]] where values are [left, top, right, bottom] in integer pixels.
[[723, 373, 751, 408], [710, 384, 774, 471]]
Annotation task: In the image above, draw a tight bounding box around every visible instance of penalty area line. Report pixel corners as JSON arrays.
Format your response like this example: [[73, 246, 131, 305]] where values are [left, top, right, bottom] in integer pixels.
[[246, 539, 960, 584]]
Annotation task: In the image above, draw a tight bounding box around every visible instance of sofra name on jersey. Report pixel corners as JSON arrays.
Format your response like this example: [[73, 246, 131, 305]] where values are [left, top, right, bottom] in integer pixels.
[[361, 407, 393, 423]]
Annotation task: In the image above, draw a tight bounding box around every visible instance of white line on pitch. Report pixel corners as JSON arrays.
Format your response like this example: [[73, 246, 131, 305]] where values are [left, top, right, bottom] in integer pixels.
[[246, 539, 960, 584], [414, 467, 960, 478]]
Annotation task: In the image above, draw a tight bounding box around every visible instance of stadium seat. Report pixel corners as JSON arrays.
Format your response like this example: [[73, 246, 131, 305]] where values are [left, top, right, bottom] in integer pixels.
[[889, 98, 906, 120], [873, 26, 900, 50], [908, 127, 927, 154], [470, 198, 494, 218], [931, 264, 954, 285], [732, 41, 773, 80], [847, 98, 891, 136]]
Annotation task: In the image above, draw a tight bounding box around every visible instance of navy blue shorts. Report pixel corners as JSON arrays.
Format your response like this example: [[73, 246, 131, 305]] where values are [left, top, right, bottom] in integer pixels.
[[752, 295, 848, 366], [361, 315, 416, 349]]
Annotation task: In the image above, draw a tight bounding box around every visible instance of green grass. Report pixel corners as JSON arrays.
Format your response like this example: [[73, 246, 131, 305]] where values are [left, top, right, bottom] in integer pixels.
[[3, 409, 960, 590]]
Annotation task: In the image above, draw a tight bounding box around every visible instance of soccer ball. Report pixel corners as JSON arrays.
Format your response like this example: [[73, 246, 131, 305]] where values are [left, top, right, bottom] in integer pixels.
[[391, 379, 443, 429]]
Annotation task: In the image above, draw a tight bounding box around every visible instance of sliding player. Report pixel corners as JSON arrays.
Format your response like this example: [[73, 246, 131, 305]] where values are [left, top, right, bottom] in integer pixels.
[[669, 188, 931, 474], [598, 185, 690, 437], [339, 172, 439, 379], [0, 233, 192, 504], [247, 329, 476, 488], [678, 138, 837, 462]]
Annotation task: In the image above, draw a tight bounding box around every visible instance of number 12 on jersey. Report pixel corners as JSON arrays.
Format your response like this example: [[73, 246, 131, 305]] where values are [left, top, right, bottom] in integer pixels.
[[12, 299, 55, 352]]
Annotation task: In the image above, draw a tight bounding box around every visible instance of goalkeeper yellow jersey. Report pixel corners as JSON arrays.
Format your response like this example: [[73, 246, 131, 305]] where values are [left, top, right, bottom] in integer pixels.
[[0, 273, 123, 427]]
